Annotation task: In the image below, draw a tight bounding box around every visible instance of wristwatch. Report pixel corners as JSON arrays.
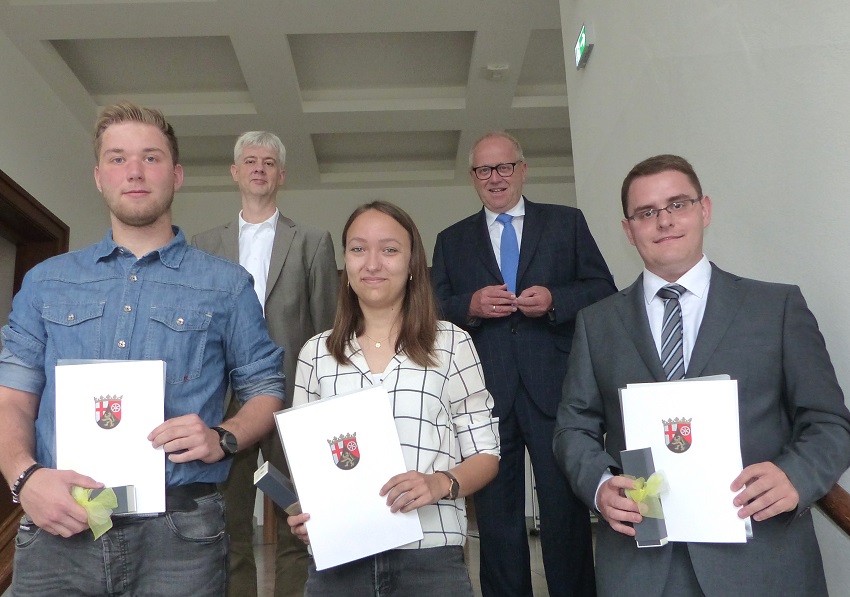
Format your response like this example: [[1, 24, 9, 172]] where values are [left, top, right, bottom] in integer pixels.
[[212, 426, 238, 459], [436, 470, 460, 500]]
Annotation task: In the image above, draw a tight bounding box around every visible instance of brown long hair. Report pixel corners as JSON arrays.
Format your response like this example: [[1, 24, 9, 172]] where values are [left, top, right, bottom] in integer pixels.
[[327, 201, 438, 367]]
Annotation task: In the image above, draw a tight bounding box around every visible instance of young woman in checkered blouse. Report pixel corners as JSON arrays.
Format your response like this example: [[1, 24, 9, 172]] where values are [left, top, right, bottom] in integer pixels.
[[287, 201, 500, 596]]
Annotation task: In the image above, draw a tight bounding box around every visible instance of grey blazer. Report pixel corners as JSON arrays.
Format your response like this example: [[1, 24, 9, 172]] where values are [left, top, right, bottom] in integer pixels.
[[554, 264, 850, 597], [192, 213, 339, 405]]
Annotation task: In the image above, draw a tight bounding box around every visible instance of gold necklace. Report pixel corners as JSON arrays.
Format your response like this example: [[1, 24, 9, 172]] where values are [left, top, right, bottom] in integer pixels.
[[362, 332, 391, 349]]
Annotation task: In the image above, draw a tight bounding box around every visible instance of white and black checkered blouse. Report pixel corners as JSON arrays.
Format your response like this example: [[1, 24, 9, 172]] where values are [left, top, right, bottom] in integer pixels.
[[293, 321, 500, 549]]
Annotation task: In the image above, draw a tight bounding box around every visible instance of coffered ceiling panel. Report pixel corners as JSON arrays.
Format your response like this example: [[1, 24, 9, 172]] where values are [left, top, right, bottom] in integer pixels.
[[0, 0, 573, 192]]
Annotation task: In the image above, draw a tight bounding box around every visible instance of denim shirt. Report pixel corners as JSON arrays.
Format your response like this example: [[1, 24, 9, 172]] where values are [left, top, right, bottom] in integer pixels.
[[0, 228, 285, 486]]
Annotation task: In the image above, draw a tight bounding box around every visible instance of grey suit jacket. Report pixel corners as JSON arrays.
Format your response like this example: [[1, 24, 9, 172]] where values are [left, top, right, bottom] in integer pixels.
[[192, 213, 339, 405], [554, 264, 850, 597]]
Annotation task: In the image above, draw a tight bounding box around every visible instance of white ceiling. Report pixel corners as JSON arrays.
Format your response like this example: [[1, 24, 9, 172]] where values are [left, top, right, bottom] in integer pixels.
[[0, 0, 573, 192]]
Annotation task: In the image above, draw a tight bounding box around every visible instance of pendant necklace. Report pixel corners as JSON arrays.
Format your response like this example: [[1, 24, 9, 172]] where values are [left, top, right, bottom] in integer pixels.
[[362, 332, 391, 349]]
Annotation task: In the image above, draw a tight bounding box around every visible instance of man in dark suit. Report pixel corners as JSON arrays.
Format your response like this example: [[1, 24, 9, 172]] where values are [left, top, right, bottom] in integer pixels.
[[431, 131, 615, 596], [554, 154, 850, 596], [193, 132, 338, 597]]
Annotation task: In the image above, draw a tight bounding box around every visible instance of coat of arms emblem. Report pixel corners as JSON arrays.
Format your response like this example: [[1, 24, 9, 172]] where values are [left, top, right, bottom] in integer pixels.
[[663, 417, 692, 453], [95, 395, 122, 429], [328, 433, 360, 470]]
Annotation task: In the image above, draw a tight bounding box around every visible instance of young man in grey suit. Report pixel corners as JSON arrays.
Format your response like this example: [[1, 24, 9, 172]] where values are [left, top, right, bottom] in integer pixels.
[[431, 132, 615, 596], [554, 154, 850, 596], [193, 132, 338, 597]]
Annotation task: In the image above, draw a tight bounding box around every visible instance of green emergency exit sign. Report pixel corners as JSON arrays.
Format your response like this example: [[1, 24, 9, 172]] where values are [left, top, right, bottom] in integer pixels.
[[575, 23, 594, 69]]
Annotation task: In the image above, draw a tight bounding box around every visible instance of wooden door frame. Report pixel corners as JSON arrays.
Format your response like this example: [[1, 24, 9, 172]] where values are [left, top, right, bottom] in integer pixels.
[[0, 168, 69, 592]]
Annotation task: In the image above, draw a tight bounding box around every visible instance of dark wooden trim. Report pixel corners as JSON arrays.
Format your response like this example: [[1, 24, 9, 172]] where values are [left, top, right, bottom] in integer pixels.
[[0, 167, 69, 591], [0, 495, 19, 594], [0, 169, 69, 294], [817, 483, 850, 537]]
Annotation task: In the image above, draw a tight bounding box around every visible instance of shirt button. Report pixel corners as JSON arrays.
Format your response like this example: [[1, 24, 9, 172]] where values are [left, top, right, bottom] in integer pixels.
[[67, 314, 75, 322], [130, 275, 138, 282], [176, 317, 184, 326], [123, 305, 132, 312], [117, 340, 126, 348]]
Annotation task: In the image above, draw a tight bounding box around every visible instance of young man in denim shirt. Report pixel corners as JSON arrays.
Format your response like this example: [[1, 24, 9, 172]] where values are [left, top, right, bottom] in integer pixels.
[[0, 102, 285, 596]]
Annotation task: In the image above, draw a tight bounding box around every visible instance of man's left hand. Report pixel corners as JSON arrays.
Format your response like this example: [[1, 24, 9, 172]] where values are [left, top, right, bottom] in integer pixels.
[[148, 414, 223, 464], [515, 286, 553, 317], [730, 461, 799, 521]]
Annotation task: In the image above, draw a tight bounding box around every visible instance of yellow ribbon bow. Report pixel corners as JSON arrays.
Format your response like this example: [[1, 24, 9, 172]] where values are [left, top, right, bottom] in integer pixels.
[[72, 486, 118, 540], [624, 472, 666, 519]]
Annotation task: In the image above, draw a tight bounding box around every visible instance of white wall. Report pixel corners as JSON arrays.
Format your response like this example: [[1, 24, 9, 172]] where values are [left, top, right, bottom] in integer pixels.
[[559, 1, 850, 592], [0, 29, 106, 250], [174, 181, 576, 267]]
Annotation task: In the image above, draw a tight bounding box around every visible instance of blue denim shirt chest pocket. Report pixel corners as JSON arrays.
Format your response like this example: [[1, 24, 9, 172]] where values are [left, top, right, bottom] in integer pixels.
[[145, 305, 212, 385], [41, 302, 106, 360]]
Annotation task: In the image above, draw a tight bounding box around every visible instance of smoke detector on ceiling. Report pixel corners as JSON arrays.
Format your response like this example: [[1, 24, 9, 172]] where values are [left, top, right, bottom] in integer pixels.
[[485, 63, 510, 81]]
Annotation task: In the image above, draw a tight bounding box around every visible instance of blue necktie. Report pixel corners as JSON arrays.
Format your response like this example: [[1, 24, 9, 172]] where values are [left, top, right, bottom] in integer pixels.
[[496, 213, 519, 293], [657, 284, 686, 380]]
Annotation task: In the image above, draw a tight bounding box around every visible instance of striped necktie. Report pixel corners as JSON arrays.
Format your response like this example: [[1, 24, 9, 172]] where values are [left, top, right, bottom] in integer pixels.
[[495, 213, 519, 293], [657, 284, 686, 380]]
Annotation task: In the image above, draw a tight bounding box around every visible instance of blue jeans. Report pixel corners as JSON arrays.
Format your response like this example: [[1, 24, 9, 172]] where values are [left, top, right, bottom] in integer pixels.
[[11, 493, 227, 596], [305, 546, 472, 597]]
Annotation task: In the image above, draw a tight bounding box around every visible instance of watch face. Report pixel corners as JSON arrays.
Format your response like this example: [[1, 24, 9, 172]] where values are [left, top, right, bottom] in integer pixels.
[[215, 427, 238, 455], [222, 433, 238, 454]]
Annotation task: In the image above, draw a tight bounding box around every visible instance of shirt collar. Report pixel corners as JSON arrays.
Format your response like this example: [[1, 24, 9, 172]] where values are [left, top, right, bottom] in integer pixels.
[[484, 196, 526, 228], [94, 226, 189, 269], [642, 254, 711, 304], [238, 208, 279, 234]]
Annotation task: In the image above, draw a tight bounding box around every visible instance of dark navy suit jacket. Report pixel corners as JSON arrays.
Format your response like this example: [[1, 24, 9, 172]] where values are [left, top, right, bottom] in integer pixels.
[[431, 198, 616, 418]]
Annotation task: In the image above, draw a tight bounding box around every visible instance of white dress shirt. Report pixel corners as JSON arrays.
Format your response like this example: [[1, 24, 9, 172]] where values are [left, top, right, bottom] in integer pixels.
[[238, 209, 278, 314], [641, 255, 712, 370]]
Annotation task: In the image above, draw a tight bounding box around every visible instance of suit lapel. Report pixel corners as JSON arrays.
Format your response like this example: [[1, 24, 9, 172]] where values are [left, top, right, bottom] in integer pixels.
[[266, 214, 296, 300], [473, 209, 504, 283], [222, 220, 240, 262], [516, 197, 541, 288], [686, 265, 742, 378], [615, 275, 668, 381]]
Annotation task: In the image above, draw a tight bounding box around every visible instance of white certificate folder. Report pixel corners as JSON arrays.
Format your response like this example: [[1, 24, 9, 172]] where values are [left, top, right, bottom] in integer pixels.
[[620, 378, 749, 543], [275, 386, 423, 570], [55, 360, 166, 514]]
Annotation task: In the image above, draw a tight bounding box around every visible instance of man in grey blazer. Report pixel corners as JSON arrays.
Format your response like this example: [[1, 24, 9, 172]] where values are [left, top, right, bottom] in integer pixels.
[[193, 132, 338, 597], [554, 154, 850, 596]]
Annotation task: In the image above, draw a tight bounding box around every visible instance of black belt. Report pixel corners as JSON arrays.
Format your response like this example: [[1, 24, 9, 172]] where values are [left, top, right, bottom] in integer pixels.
[[165, 482, 217, 512]]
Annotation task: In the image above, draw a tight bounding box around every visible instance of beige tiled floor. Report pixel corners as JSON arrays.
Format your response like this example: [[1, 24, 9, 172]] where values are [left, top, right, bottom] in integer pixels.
[[254, 524, 551, 597]]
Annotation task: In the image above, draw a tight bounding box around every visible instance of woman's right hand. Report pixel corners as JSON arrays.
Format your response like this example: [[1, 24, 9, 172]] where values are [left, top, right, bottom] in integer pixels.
[[288, 512, 311, 545]]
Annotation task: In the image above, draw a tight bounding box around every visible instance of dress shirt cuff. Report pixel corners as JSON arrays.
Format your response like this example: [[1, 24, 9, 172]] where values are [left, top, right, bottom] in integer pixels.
[[595, 468, 615, 512], [234, 378, 286, 405], [230, 348, 286, 404], [0, 348, 46, 396]]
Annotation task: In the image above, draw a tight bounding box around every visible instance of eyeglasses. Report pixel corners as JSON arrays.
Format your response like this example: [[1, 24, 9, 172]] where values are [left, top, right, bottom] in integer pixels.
[[471, 161, 522, 180], [627, 197, 703, 222]]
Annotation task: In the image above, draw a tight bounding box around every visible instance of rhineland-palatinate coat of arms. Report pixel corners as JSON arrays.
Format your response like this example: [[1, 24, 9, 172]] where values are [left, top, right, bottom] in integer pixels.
[[328, 433, 360, 470], [663, 417, 692, 453], [95, 395, 122, 429]]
